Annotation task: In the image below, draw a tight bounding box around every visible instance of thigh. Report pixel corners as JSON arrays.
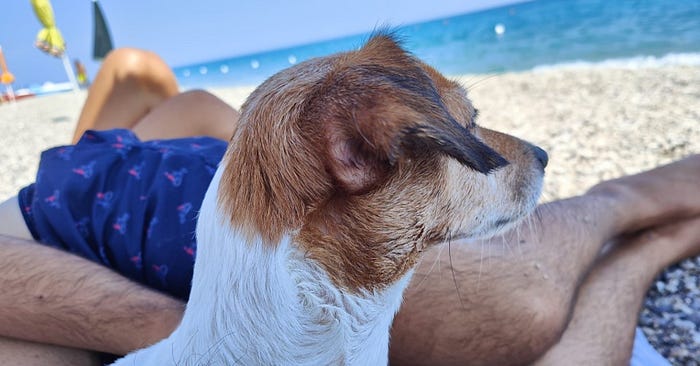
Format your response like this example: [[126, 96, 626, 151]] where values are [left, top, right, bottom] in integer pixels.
[[132, 90, 239, 142], [72, 48, 180, 144], [0, 196, 33, 240], [0, 336, 101, 366]]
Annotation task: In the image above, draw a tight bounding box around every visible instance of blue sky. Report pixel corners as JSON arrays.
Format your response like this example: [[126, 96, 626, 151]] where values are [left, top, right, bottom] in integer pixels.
[[1, 0, 522, 88]]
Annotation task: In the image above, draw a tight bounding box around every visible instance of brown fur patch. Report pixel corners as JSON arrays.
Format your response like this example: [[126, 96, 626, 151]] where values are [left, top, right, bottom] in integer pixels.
[[298, 155, 451, 291], [218, 32, 544, 292]]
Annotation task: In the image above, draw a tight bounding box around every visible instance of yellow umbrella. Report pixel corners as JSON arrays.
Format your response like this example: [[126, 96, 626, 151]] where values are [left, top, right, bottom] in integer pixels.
[[0, 45, 16, 102], [31, 0, 66, 56], [30, 0, 79, 92]]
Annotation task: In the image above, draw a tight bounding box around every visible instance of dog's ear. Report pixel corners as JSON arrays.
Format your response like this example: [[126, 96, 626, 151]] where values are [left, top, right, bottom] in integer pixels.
[[310, 35, 507, 194]]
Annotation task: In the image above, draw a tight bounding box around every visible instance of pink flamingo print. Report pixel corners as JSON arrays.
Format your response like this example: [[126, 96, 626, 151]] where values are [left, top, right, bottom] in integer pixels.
[[128, 161, 145, 180], [96, 191, 114, 208], [72, 160, 96, 178], [164, 168, 188, 187], [44, 190, 61, 208], [177, 202, 193, 224], [183, 241, 196, 259], [130, 252, 143, 270], [152, 264, 169, 284], [113, 213, 130, 234]]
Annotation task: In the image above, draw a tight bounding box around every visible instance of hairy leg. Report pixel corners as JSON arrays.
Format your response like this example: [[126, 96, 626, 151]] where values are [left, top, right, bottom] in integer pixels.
[[0, 336, 100, 366], [390, 155, 700, 365], [72, 48, 179, 143], [0, 234, 184, 355], [0, 157, 696, 362], [535, 216, 700, 365]]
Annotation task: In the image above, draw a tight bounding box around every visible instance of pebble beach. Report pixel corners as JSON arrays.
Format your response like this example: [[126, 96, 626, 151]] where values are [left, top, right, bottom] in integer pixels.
[[1, 65, 698, 363]]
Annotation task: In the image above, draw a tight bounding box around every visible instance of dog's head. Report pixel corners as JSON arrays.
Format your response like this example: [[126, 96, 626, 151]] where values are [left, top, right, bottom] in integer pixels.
[[218, 33, 546, 292]]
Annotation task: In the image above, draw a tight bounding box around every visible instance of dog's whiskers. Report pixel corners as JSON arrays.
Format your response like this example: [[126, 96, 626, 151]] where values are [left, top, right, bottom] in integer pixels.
[[463, 73, 502, 91], [411, 244, 447, 291], [515, 218, 526, 256], [499, 229, 512, 255], [526, 214, 535, 247], [448, 234, 467, 309], [488, 231, 494, 268], [477, 238, 485, 293]]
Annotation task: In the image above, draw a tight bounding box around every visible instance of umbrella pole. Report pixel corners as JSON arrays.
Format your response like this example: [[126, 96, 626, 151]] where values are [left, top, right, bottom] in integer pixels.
[[61, 53, 80, 93], [5, 84, 15, 103]]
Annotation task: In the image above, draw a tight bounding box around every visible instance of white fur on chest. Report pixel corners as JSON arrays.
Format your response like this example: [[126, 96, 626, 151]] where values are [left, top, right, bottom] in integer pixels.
[[113, 166, 412, 366]]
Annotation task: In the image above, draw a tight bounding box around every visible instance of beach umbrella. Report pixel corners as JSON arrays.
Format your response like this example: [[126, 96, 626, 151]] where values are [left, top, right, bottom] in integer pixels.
[[30, 0, 80, 92], [0, 45, 16, 102], [92, 0, 113, 60]]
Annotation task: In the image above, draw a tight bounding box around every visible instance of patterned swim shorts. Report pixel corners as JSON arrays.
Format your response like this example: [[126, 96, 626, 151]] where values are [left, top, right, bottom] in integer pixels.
[[18, 129, 227, 300]]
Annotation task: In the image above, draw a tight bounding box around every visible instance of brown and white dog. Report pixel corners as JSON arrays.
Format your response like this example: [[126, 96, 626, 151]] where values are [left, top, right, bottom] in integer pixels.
[[113, 33, 547, 365]]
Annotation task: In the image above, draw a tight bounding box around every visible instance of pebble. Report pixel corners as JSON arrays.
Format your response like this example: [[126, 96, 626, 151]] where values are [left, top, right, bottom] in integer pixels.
[[643, 259, 700, 364]]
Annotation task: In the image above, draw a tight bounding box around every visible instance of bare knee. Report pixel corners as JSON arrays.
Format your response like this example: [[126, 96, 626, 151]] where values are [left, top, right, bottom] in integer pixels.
[[177, 89, 222, 104], [102, 48, 178, 95], [132, 89, 239, 141], [513, 291, 571, 361], [477, 293, 571, 365], [172, 90, 240, 139], [468, 264, 573, 364], [464, 289, 570, 365], [391, 265, 572, 366], [178, 89, 236, 113]]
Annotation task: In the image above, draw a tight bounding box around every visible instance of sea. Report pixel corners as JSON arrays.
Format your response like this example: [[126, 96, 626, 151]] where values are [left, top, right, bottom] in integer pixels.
[[172, 0, 700, 89]]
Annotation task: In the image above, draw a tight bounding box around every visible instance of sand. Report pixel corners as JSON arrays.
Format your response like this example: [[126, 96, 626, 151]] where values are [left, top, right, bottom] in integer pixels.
[[0, 65, 699, 361], [2, 66, 698, 201]]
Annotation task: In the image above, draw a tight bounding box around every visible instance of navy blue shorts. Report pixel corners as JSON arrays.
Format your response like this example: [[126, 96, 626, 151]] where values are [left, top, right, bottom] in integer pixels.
[[18, 129, 227, 300]]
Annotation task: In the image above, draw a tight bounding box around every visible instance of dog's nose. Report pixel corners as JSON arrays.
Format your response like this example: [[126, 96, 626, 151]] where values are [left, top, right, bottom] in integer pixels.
[[531, 145, 549, 168]]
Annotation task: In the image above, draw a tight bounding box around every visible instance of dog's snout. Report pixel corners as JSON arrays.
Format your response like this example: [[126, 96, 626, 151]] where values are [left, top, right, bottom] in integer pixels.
[[531, 145, 549, 168]]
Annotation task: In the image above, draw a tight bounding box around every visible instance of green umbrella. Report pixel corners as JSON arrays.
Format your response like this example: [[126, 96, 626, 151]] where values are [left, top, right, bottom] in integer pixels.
[[92, 0, 113, 60], [30, 0, 79, 92]]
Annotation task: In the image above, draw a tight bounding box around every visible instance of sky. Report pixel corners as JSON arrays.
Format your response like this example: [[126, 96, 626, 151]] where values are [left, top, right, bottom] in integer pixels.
[[0, 0, 523, 89]]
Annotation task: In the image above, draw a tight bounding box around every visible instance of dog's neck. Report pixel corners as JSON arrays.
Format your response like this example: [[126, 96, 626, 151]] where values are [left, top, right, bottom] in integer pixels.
[[117, 166, 412, 366]]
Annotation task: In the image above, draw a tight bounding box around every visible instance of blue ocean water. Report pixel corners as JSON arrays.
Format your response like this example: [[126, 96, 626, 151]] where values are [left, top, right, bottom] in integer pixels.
[[174, 0, 700, 88]]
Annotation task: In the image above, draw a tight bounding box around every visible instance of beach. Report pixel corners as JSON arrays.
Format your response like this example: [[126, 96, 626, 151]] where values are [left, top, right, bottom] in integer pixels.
[[2, 66, 698, 201], [1, 65, 699, 362]]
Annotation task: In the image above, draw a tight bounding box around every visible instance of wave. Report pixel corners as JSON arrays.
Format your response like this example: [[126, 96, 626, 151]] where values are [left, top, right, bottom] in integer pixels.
[[531, 53, 700, 72], [25, 82, 76, 96]]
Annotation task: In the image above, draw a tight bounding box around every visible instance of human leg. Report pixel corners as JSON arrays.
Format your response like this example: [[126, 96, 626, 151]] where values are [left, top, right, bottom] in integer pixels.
[[0, 234, 184, 355], [71, 48, 238, 143], [535, 216, 700, 365], [391, 194, 623, 365], [0, 336, 100, 366], [72, 48, 179, 143], [131, 89, 238, 142], [0, 155, 696, 362], [390, 155, 700, 365]]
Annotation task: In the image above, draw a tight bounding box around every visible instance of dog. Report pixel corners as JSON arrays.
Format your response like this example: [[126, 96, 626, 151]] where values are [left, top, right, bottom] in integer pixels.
[[112, 32, 547, 365]]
